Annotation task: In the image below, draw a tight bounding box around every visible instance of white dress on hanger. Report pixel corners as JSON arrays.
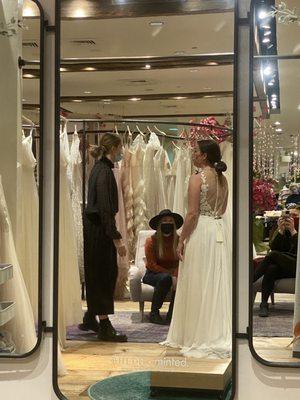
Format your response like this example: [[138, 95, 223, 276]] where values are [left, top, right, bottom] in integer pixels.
[[173, 147, 192, 218], [16, 132, 39, 322], [154, 147, 170, 212], [162, 167, 232, 359], [143, 132, 161, 219], [0, 176, 36, 354], [69, 129, 84, 284], [166, 147, 180, 210], [59, 129, 82, 348]]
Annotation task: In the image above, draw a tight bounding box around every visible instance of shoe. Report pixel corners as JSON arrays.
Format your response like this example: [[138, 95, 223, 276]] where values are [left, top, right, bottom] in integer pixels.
[[259, 302, 269, 317], [149, 312, 166, 325], [98, 320, 127, 342], [78, 312, 99, 333]]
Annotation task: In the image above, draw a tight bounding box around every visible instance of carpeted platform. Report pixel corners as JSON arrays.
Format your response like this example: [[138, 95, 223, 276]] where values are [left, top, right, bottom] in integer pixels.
[[253, 302, 294, 337], [67, 312, 170, 343], [88, 371, 232, 400]]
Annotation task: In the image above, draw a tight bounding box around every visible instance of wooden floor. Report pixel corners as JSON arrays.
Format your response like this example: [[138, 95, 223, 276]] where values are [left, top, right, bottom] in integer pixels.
[[58, 300, 231, 399], [58, 297, 299, 399]]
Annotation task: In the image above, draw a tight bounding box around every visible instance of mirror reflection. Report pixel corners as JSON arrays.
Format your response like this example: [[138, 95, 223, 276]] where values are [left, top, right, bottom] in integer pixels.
[[56, 2, 235, 398], [252, 0, 300, 364], [0, 0, 40, 356]]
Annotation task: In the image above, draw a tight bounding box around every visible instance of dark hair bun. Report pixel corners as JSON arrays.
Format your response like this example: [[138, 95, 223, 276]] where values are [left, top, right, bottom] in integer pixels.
[[214, 161, 227, 174]]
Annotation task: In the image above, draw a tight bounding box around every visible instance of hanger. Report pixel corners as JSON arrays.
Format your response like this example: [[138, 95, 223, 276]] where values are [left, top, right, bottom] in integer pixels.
[[172, 140, 180, 150], [147, 125, 155, 135], [154, 125, 167, 136], [114, 124, 119, 135]]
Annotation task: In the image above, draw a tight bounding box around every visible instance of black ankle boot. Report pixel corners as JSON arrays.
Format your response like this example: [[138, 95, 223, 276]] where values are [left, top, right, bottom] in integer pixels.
[[78, 312, 99, 333], [259, 302, 269, 317], [149, 311, 166, 325], [98, 319, 127, 342]]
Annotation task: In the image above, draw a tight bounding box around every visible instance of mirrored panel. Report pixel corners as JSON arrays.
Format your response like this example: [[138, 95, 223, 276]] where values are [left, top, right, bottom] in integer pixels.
[[56, 1, 235, 398], [0, 0, 42, 357], [251, 0, 300, 365]]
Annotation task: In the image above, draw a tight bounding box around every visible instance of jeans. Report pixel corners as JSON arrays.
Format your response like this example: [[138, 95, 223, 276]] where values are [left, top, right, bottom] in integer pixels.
[[143, 270, 175, 315]]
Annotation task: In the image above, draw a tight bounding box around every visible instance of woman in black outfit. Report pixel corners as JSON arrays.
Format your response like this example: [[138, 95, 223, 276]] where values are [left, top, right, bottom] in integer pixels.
[[79, 132, 127, 342]]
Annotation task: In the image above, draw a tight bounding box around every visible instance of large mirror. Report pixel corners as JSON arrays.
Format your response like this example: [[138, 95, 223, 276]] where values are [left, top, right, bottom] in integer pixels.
[[251, 0, 300, 365], [0, 0, 43, 357], [55, 1, 236, 398]]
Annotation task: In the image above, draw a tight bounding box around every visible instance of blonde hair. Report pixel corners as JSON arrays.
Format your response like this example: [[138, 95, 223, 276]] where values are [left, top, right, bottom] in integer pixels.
[[90, 132, 121, 159], [155, 220, 179, 259]]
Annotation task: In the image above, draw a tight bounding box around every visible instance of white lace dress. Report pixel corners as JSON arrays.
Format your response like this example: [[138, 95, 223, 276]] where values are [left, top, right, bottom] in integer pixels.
[[173, 147, 192, 218], [0, 176, 36, 354], [59, 129, 82, 348], [162, 167, 232, 359], [16, 132, 39, 321], [69, 130, 84, 283]]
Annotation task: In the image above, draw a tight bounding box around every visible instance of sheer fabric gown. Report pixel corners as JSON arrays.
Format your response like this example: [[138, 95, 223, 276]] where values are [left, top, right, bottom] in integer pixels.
[[16, 132, 39, 321], [162, 167, 232, 359], [0, 176, 36, 354], [59, 129, 82, 348]]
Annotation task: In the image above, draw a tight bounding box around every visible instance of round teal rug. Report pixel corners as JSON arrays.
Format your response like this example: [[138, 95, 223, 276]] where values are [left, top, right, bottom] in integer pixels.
[[88, 371, 232, 400]]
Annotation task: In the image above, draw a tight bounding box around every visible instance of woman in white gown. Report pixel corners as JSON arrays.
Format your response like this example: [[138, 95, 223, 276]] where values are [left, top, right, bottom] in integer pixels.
[[161, 139, 231, 359]]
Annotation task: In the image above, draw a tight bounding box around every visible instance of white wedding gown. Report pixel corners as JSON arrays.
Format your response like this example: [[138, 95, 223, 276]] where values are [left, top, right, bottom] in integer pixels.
[[0, 176, 36, 354], [59, 129, 82, 348], [162, 167, 232, 359], [16, 132, 39, 322]]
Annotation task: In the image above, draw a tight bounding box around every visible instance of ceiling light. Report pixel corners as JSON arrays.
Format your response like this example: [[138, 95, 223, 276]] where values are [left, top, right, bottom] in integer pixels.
[[174, 51, 185, 55], [298, 104, 300, 110], [274, 121, 280, 125], [23, 73, 35, 78], [73, 99, 82, 102], [22, 6, 36, 17], [73, 8, 87, 18], [22, 98, 26, 102], [276, 128, 283, 132], [263, 66, 272, 75], [129, 97, 141, 101], [84, 67, 96, 71], [262, 24, 271, 29], [258, 10, 268, 19], [271, 94, 277, 98], [262, 37, 270, 43], [190, 69, 199, 72], [204, 87, 212, 90], [173, 96, 187, 100], [206, 62, 219, 66], [144, 64, 151, 70], [102, 99, 111, 102], [294, 151, 298, 156], [268, 81, 274, 86], [84, 91, 92, 94], [149, 21, 164, 27], [169, 128, 178, 131], [60, 67, 68, 72], [264, 30, 272, 36]]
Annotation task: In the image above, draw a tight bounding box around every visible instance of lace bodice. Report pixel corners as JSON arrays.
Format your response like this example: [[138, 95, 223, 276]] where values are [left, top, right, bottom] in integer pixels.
[[199, 167, 228, 217]]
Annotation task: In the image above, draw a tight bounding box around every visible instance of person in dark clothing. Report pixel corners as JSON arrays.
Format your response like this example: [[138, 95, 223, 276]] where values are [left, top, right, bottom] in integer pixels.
[[254, 212, 298, 317], [143, 209, 183, 325], [79, 132, 127, 342]]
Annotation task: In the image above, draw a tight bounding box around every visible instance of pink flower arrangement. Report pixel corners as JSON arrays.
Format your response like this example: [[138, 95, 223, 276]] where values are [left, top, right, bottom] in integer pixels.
[[253, 179, 277, 214]]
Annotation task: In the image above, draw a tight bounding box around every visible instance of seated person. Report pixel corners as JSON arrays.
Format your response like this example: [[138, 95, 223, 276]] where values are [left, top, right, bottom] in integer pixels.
[[143, 209, 183, 325], [285, 183, 300, 207], [253, 209, 299, 317]]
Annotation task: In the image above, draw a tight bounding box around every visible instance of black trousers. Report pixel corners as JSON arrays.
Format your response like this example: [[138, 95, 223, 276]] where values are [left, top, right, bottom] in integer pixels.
[[253, 250, 296, 303], [143, 270, 175, 315], [83, 214, 118, 316]]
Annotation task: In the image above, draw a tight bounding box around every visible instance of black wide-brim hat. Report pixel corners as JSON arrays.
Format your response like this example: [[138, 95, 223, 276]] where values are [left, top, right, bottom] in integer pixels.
[[149, 209, 184, 230]]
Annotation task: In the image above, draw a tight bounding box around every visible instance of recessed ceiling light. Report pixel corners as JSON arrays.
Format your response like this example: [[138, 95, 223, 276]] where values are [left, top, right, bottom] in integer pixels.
[[204, 87, 212, 90], [173, 96, 187, 100], [84, 67, 96, 71], [268, 81, 274, 86], [263, 66, 272, 75], [276, 128, 283, 132], [258, 10, 268, 20], [169, 128, 178, 131], [262, 24, 271, 29], [297, 104, 300, 110], [73, 99, 82, 102], [190, 69, 199, 72], [23, 73, 35, 78], [262, 37, 270, 43], [174, 51, 185, 55], [103, 99, 112, 102], [274, 121, 280, 125], [264, 30, 272, 36], [84, 91, 92, 94], [144, 64, 151, 70], [60, 67, 68, 72], [129, 97, 141, 101], [73, 8, 87, 18], [22, 98, 26, 102], [149, 21, 164, 27], [206, 62, 219, 66]]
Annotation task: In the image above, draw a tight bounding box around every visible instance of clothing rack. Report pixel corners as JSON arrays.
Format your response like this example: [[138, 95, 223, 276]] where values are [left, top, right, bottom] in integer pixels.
[[61, 117, 232, 209]]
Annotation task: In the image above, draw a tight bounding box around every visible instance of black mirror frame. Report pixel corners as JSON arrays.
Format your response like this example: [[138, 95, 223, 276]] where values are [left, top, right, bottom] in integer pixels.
[[248, 0, 300, 368], [52, 1, 238, 398], [0, 0, 45, 360]]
